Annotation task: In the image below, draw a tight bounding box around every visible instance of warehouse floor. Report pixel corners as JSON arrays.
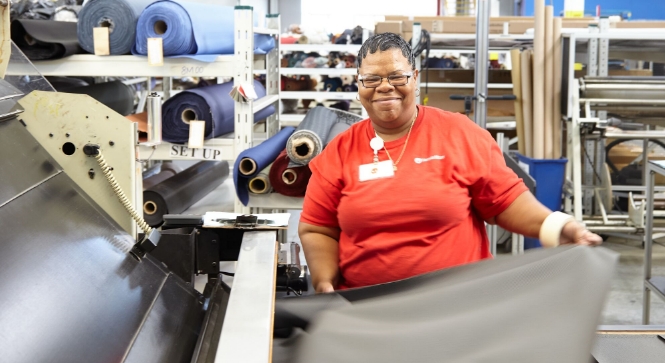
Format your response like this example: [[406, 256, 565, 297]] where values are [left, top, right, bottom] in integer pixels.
[[189, 177, 665, 325]]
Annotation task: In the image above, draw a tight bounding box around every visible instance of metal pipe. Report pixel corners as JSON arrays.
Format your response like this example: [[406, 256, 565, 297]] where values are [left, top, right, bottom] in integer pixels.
[[147, 92, 162, 144], [604, 132, 665, 139], [643, 167, 656, 324], [580, 98, 665, 105], [473, 0, 490, 129]]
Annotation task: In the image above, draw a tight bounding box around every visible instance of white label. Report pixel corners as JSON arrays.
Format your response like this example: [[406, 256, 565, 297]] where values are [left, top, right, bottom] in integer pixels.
[[359, 160, 395, 182], [188, 120, 206, 149], [518, 161, 530, 174], [169, 145, 224, 160], [93, 27, 110, 56], [147, 38, 164, 66]]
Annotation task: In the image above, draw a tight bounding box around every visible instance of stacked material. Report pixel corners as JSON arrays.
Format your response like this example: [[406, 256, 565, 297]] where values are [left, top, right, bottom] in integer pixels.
[[511, 0, 563, 159], [76, 0, 275, 57], [132, 1, 274, 61], [232, 106, 363, 205], [77, 0, 153, 55], [161, 79, 275, 144], [234, 127, 296, 206]]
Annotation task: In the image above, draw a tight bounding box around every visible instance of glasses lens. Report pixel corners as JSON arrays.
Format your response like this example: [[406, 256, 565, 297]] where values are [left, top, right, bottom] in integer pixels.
[[388, 75, 409, 86], [362, 76, 381, 87]]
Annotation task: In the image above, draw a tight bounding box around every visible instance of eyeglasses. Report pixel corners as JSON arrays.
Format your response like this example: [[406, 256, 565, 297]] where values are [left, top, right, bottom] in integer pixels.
[[358, 72, 413, 88]]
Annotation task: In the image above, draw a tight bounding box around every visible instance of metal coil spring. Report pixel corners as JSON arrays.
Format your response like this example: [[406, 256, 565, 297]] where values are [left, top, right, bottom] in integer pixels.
[[94, 152, 153, 234]]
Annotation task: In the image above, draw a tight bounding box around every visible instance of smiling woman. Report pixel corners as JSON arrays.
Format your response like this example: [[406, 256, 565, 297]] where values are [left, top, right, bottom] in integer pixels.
[[298, 32, 603, 293]]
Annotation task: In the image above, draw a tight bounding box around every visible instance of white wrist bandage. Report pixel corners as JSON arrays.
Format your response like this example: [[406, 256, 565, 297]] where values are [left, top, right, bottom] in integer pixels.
[[539, 211, 575, 248]]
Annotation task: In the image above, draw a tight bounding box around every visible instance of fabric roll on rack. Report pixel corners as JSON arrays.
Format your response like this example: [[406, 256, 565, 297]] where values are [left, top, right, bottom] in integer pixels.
[[162, 80, 275, 144], [11, 19, 82, 60], [248, 164, 273, 194], [233, 127, 295, 205], [142, 162, 183, 190], [63, 80, 135, 116], [143, 160, 230, 227], [269, 150, 312, 198], [286, 106, 363, 166], [132, 0, 275, 62], [77, 0, 153, 55]]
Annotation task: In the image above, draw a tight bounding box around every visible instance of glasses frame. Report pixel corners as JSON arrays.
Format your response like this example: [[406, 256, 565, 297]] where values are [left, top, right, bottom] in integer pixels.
[[357, 72, 414, 88]]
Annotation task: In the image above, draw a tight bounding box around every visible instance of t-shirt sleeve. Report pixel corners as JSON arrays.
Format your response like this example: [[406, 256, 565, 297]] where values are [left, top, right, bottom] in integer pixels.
[[469, 129, 529, 221], [299, 151, 343, 228]]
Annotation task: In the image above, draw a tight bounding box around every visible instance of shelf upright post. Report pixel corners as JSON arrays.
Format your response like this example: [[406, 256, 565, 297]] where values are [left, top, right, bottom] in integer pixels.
[[411, 23, 422, 106], [474, 0, 490, 129], [265, 13, 281, 137], [234, 5, 255, 214], [643, 164, 656, 324]]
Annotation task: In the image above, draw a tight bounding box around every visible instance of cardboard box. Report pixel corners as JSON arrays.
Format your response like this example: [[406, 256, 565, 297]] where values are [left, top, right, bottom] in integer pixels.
[[613, 21, 665, 29], [574, 69, 653, 78], [402, 31, 413, 41], [385, 15, 410, 21], [424, 88, 515, 117], [375, 21, 402, 35], [422, 69, 512, 84]]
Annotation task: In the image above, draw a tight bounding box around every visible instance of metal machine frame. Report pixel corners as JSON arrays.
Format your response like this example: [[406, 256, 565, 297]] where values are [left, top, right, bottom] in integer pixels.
[[562, 26, 665, 236]]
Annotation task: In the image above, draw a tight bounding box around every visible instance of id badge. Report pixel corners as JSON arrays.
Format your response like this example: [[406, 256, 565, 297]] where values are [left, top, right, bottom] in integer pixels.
[[359, 160, 395, 182]]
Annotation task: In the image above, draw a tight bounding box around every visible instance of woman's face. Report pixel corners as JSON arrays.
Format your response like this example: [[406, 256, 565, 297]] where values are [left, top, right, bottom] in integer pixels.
[[357, 48, 418, 128]]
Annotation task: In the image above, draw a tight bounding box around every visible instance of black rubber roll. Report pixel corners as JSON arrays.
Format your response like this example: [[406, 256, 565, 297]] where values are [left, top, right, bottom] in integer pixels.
[[142, 162, 183, 190], [11, 19, 83, 60], [143, 161, 230, 227], [63, 80, 135, 116]]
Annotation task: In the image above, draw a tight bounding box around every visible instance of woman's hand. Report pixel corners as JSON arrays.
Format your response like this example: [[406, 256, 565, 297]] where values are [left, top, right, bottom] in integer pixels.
[[316, 282, 336, 293], [560, 221, 603, 246]]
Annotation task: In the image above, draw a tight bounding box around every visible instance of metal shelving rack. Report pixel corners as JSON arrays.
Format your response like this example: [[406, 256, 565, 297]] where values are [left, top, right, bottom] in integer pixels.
[[561, 24, 665, 229], [9, 6, 286, 214], [643, 160, 665, 324], [277, 35, 370, 127]]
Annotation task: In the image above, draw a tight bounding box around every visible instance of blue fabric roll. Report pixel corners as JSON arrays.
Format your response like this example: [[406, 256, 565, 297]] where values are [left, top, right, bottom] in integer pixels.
[[233, 127, 296, 206], [133, 0, 275, 62], [77, 0, 154, 55], [161, 79, 275, 143]]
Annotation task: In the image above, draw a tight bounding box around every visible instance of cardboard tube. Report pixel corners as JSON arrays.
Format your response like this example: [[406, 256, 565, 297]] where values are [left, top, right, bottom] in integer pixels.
[[282, 169, 298, 185], [239, 157, 258, 176], [249, 175, 270, 194], [553, 17, 563, 159], [290, 137, 316, 162], [521, 50, 534, 158], [248, 163, 272, 194], [532, 0, 545, 159], [510, 48, 525, 156], [544, 5, 554, 159]]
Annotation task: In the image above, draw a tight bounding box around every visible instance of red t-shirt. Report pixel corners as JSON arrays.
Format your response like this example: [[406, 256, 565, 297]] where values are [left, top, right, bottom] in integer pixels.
[[300, 105, 528, 289]]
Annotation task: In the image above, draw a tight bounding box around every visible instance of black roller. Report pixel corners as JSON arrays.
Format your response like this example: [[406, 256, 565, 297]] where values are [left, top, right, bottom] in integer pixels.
[[11, 19, 83, 60], [143, 161, 230, 227], [63, 80, 135, 116], [142, 162, 183, 190]]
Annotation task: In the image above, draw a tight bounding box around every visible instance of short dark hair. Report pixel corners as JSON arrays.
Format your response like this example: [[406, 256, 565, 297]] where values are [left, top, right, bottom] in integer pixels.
[[357, 32, 415, 71]]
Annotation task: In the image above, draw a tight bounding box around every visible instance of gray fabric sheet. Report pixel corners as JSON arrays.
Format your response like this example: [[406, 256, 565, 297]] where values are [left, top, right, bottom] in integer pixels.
[[273, 246, 618, 363], [286, 106, 363, 167]]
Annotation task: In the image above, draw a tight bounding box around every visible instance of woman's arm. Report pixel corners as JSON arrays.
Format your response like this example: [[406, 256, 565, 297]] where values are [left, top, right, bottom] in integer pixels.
[[490, 191, 602, 246], [298, 222, 341, 293]]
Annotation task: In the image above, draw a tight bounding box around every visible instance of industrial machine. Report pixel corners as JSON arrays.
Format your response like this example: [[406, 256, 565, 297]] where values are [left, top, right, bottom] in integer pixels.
[[0, 42, 305, 362]]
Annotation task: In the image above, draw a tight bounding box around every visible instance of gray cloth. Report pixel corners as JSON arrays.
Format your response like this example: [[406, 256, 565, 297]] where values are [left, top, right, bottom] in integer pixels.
[[286, 106, 363, 167], [274, 246, 618, 363]]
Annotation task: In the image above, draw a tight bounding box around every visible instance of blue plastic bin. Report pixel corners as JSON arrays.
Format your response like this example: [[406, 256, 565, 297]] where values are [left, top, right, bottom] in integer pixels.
[[515, 153, 568, 249]]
